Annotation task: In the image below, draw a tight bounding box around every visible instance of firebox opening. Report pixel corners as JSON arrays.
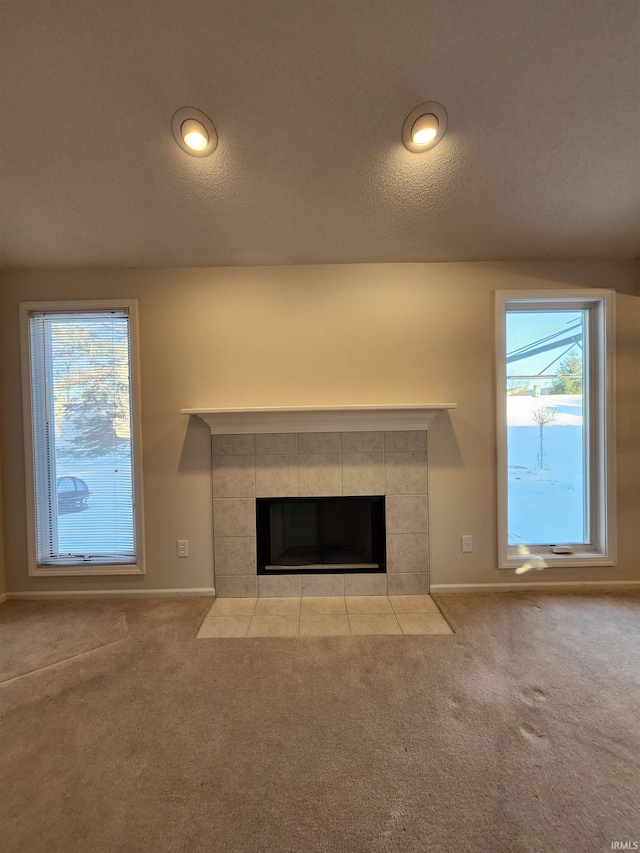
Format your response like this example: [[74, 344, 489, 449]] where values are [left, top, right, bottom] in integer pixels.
[[256, 496, 386, 574]]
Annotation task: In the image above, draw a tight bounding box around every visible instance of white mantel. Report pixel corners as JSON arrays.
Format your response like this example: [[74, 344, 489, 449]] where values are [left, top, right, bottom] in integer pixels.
[[182, 404, 457, 434]]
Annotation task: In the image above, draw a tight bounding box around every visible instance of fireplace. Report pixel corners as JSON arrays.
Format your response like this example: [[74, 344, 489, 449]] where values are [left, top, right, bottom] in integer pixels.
[[257, 496, 386, 574], [205, 425, 431, 597], [182, 404, 457, 596]]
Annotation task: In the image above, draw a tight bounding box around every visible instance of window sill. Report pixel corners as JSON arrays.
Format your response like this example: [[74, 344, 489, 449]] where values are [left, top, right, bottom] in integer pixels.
[[499, 552, 616, 570], [29, 563, 145, 577]]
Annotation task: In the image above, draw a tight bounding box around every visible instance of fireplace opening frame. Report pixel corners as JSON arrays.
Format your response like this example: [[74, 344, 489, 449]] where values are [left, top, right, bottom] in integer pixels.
[[256, 495, 386, 575]]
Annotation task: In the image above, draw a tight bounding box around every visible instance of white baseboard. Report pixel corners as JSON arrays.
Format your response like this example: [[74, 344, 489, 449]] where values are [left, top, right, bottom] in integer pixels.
[[430, 580, 640, 593], [6, 587, 216, 601], [6, 582, 638, 599]]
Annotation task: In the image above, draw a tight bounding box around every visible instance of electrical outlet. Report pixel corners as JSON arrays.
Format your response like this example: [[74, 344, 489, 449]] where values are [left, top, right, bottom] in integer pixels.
[[461, 535, 472, 553], [177, 540, 188, 558]]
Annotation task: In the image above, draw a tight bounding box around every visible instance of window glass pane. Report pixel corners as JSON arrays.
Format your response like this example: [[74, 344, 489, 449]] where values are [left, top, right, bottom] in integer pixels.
[[505, 309, 587, 545], [31, 312, 135, 564]]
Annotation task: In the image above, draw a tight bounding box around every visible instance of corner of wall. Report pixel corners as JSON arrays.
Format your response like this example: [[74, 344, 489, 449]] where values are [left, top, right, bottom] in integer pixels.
[[0, 443, 6, 602]]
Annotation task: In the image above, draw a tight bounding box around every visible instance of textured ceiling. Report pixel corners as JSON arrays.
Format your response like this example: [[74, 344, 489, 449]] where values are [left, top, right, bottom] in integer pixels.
[[1, 0, 639, 269]]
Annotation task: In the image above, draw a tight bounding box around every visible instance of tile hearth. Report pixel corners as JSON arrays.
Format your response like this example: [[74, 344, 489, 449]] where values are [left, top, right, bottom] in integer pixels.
[[196, 595, 453, 638]]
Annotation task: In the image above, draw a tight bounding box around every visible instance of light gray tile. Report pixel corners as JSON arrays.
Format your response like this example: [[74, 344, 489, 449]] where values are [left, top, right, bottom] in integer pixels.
[[255, 433, 298, 455], [254, 596, 301, 615], [388, 595, 440, 614], [300, 596, 347, 615], [258, 575, 302, 597], [384, 431, 427, 453], [348, 613, 401, 636], [196, 616, 251, 638], [387, 534, 429, 573], [298, 454, 341, 496], [212, 434, 255, 455], [387, 573, 429, 595], [255, 455, 298, 497], [345, 596, 393, 614], [213, 498, 256, 537], [299, 615, 349, 637], [247, 615, 299, 637], [341, 452, 384, 496], [385, 495, 428, 534], [208, 597, 257, 616], [300, 574, 345, 597], [297, 432, 341, 454], [343, 573, 388, 596], [212, 455, 255, 497], [341, 431, 384, 453], [384, 452, 427, 495], [214, 537, 257, 576], [215, 576, 259, 598]]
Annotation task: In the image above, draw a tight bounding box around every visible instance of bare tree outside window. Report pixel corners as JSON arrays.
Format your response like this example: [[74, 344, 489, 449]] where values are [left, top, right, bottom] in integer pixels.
[[531, 406, 557, 470]]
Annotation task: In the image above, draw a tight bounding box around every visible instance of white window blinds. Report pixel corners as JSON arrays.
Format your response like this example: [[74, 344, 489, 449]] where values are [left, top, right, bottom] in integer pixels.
[[27, 309, 138, 567]]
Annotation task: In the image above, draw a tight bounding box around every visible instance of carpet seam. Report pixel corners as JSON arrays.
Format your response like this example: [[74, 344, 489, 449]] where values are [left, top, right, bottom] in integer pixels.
[[0, 629, 130, 686]]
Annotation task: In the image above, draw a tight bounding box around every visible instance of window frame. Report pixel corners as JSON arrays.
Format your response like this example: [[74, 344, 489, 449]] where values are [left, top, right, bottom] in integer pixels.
[[20, 299, 145, 576], [495, 289, 616, 570]]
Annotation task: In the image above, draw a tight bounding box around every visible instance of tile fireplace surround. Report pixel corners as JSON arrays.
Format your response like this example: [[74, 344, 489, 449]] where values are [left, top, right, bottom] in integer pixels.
[[183, 406, 456, 597]]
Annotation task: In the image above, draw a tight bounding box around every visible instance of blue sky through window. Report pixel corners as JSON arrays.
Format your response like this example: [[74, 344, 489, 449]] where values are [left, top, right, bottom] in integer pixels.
[[506, 311, 583, 378]]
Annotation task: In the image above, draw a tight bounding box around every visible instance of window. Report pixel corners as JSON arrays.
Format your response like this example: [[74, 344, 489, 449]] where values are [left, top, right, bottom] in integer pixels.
[[21, 300, 144, 575], [495, 290, 615, 569]]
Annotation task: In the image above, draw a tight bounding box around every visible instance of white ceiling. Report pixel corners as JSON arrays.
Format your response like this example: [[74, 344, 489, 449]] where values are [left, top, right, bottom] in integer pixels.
[[1, 0, 639, 269]]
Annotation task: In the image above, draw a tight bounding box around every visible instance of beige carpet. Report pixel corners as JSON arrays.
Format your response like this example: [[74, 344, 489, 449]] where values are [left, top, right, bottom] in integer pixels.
[[1, 592, 638, 852], [0, 600, 129, 683]]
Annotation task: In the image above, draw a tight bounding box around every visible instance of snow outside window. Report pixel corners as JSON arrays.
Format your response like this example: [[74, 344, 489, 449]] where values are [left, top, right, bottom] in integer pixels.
[[20, 300, 145, 576], [495, 290, 616, 570]]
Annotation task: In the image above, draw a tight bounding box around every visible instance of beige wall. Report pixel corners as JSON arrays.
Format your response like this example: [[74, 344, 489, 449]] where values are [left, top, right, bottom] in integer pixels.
[[0, 260, 638, 593]]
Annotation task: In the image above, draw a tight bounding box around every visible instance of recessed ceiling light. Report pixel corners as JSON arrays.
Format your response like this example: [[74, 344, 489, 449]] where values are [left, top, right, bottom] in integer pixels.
[[181, 119, 209, 151], [402, 102, 447, 152], [172, 107, 218, 157]]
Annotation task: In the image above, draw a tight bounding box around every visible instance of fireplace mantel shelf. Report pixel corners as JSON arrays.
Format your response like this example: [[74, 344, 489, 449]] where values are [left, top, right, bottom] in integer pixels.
[[182, 404, 457, 434]]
